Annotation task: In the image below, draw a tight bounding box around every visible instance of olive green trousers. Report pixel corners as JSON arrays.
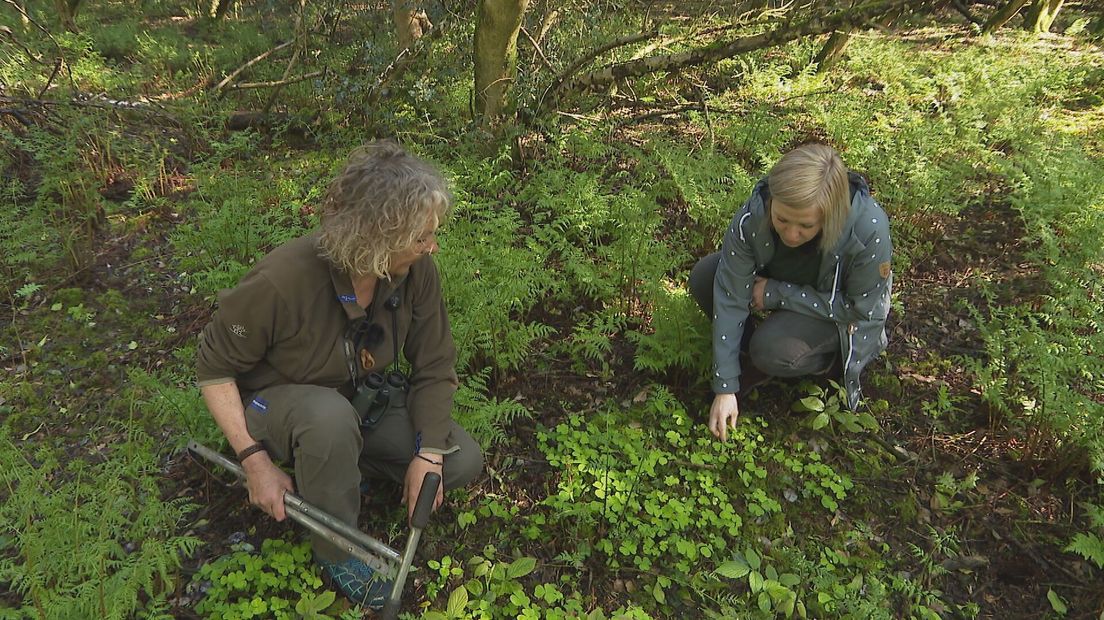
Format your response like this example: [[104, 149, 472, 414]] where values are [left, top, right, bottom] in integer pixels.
[[244, 384, 483, 561]]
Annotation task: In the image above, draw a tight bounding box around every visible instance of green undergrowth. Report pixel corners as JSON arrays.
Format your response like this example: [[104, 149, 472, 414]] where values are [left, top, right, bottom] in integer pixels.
[[0, 427, 199, 620], [187, 537, 359, 620], [3, 3, 1104, 618], [419, 386, 957, 619]]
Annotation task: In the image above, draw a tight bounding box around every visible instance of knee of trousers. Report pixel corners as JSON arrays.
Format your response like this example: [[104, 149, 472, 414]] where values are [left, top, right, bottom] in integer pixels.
[[292, 389, 363, 460], [748, 333, 816, 378], [443, 433, 484, 491]]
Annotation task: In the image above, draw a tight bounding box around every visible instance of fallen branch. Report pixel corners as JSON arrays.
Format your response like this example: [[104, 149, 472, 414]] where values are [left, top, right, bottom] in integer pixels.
[[228, 70, 325, 91], [539, 0, 925, 116], [543, 30, 659, 108], [263, 0, 308, 114], [214, 40, 294, 92]]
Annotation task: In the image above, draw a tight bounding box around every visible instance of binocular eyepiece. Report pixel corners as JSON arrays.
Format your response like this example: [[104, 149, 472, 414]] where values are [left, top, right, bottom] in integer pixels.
[[351, 370, 408, 427]]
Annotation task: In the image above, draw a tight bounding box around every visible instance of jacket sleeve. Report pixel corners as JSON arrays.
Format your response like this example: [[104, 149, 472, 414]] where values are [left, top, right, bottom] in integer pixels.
[[404, 258, 460, 453], [196, 272, 286, 387], [712, 207, 758, 394], [761, 219, 892, 325]]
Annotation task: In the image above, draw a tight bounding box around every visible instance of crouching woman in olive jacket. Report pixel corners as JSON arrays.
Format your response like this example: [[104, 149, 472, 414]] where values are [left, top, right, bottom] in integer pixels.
[[689, 143, 893, 441]]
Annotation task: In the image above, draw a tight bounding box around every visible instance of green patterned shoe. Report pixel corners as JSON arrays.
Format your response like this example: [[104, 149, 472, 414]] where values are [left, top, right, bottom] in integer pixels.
[[318, 557, 393, 610]]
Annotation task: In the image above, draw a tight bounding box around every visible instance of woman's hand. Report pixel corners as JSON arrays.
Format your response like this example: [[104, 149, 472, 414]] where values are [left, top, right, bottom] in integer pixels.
[[404, 455, 445, 524], [709, 393, 740, 441], [242, 454, 295, 521], [752, 276, 768, 311]]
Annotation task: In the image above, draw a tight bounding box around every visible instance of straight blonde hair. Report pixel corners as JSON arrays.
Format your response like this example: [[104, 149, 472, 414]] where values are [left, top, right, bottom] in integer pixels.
[[767, 143, 851, 253], [318, 141, 451, 279]]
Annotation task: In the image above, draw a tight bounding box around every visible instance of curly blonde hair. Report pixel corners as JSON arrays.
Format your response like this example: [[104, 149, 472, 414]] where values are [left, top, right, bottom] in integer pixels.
[[318, 141, 451, 278], [767, 143, 851, 253]]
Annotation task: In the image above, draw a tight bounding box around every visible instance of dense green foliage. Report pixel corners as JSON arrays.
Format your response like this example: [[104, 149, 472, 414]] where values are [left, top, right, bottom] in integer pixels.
[[2, 1, 1102, 618]]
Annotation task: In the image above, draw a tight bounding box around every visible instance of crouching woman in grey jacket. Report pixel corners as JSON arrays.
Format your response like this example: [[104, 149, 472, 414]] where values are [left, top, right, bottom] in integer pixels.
[[688, 143, 893, 441]]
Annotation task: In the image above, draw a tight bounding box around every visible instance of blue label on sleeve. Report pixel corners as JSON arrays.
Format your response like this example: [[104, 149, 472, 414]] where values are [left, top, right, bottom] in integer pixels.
[[249, 397, 269, 413], [338, 294, 357, 303]]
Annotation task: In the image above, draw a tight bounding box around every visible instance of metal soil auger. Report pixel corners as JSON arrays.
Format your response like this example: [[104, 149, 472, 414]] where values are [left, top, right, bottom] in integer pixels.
[[187, 441, 439, 620]]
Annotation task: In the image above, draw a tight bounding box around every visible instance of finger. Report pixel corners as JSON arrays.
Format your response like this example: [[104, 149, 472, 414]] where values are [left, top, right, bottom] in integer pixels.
[[273, 491, 287, 521]]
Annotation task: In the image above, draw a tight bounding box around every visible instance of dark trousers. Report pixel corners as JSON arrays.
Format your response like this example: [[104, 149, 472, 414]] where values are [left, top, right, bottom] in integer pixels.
[[244, 384, 483, 561], [689, 252, 838, 378]]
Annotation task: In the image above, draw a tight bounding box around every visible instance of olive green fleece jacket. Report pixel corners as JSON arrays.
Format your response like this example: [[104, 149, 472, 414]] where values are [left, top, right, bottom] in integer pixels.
[[196, 232, 459, 452]]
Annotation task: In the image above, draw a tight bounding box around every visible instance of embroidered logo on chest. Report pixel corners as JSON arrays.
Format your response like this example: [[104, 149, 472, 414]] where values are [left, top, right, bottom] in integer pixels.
[[229, 324, 248, 338]]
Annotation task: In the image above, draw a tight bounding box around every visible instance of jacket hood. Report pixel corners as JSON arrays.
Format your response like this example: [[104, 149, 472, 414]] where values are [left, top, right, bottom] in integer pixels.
[[753, 171, 874, 255]]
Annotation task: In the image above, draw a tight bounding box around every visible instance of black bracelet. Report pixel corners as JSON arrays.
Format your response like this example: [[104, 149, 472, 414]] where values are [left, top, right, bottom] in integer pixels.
[[236, 442, 267, 463], [414, 453, 442, 466]]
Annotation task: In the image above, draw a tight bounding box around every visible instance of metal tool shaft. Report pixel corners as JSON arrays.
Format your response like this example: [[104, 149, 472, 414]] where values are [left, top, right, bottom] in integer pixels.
[[186, 441, 401, 574]]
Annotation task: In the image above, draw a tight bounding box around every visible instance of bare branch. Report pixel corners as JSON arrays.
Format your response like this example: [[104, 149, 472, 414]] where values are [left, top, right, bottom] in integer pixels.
[[263, 0, 309, 114], [229, 70, 325, 91], [215, 40, 294, 92], [362, 16, 448, 109], [521, 27, 555, 72], [540, 0, 925, 116]]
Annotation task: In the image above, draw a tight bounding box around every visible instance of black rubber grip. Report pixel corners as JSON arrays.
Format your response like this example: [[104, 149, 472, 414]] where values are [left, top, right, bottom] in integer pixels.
[[411, 471, 441, 529]]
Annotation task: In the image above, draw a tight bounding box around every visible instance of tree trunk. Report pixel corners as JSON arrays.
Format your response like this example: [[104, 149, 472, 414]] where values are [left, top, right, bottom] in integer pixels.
[[393, 1, 432, 50], [981, 0, 1031, 33], [812, 30, 852, 73], [211, 0, 235, 21], [473, 0, 530, 125], [1023, 0, 1064, 32]]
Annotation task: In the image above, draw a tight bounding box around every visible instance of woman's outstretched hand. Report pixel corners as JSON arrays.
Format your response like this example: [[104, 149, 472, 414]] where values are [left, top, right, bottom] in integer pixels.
[[709, 393, 740, 441]]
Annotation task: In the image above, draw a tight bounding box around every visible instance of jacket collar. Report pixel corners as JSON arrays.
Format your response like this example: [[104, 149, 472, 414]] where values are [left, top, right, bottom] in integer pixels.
[[319, 238, 410, 321]]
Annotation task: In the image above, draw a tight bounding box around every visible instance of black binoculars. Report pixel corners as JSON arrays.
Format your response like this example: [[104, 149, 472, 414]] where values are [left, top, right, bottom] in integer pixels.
[[351, 370, 408, 428]]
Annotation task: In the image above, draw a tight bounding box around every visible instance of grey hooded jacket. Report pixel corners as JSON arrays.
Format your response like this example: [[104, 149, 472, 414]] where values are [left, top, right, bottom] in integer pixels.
[[711, 173, 893, 409]]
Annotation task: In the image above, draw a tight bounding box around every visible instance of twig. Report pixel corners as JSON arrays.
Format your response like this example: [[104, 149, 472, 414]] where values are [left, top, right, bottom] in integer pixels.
[[697, 85, 714, 147], [228, 71, 324, 91], [1, 25, 43, 64], [532, 8, 559, 62], [263, 0, 308, 114], [521, 27, 555, 72], [1, 0, 75, 89], [38, 58, 61, 98], [362, 17, 448, 109], [0, 107, 33, 127], [214, 40, 294, 92]]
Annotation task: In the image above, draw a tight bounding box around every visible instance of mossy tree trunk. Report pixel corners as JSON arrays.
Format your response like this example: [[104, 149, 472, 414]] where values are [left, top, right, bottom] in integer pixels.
[[1023, 0, 1064, 32], [981, 0, 1031, 33], [473, 0, 529, 125], [812, 30, 853, 73]]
